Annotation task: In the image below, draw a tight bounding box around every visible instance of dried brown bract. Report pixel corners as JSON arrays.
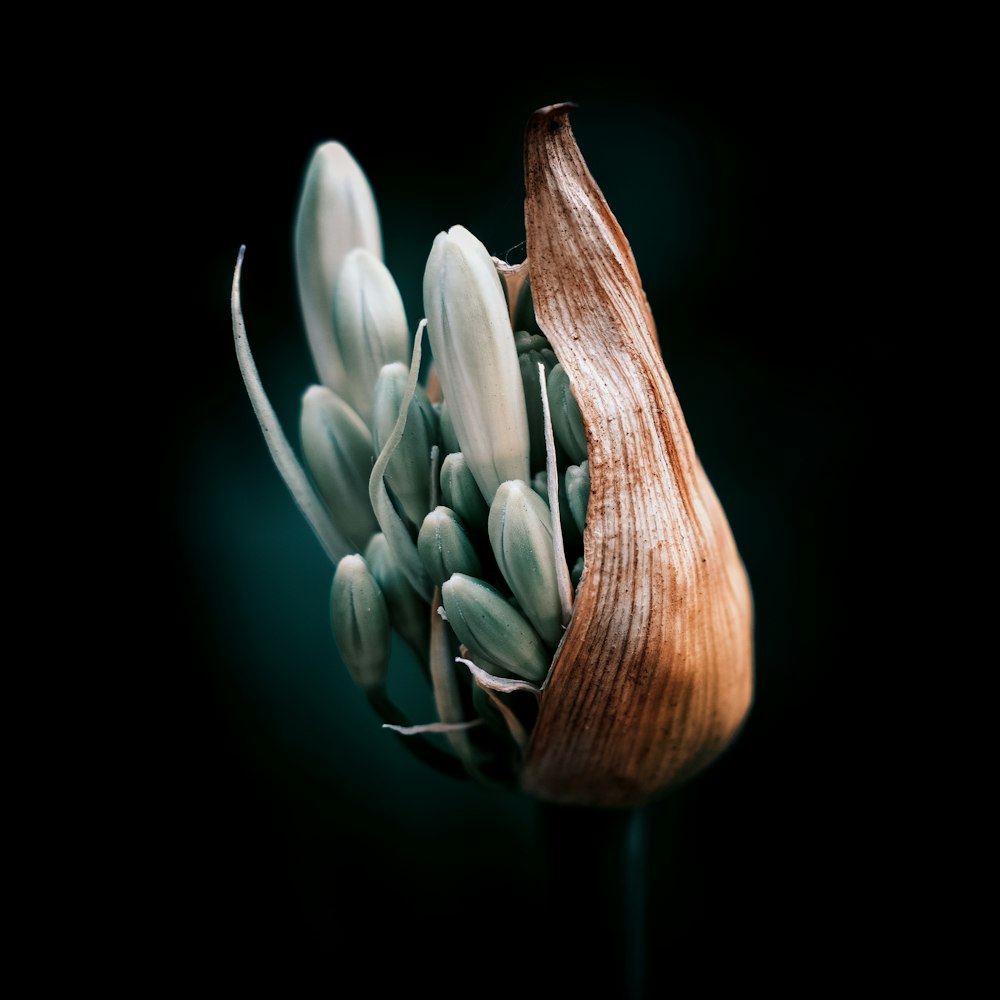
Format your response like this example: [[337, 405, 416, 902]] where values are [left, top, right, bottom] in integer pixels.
[[514, 104, 754, 807]]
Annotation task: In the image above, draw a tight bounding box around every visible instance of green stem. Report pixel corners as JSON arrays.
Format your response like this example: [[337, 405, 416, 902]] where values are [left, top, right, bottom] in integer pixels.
[[536, 801, 648, 999]]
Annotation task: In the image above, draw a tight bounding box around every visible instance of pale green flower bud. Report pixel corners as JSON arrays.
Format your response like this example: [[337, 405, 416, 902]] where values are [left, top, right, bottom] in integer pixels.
[[299, 385, 379, 553], [372, 362, 439, 527], [294, 141, 383, 394], [565, 460, 590, 537], [488, 480, 564, 649], [364, 532, 430, 660], [330, 554, 391, 692], [423, 225, 531, 505], [441, 574, 550, 683], [513, 274, 544, 338], [417, 505, 483, 588], [531, 469, 581, 550], [516, 333, 560, 474], [547, 362, 588, 466], [513, 330, 552, 355], [436, 400, 461, 456], [330, 248, 410, 426], [439, 452, 490, 532]]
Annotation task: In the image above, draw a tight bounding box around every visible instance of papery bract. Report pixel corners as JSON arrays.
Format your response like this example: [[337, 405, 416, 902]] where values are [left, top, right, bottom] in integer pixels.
[[516, 104, 754, 807]]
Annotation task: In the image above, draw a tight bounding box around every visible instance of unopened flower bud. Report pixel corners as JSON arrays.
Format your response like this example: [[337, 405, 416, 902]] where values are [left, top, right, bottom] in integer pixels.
[[565, 460, 590, 537], [330, 248, 410, 425], [488, 480, 564, 649], [417, 505, 483, 588], [330, 554, 391, 692], [364, 532, 430, 660], [294, 141, 382, 393], [299, 385, 378, 553], [439, 452, 490, 532], [436, 400, 461, 456], [531, 469, 581, 550], [423, 225, 531, 504], [513, 330, 551, 355], [516, 332, 560, 474], [441, 574, 550, 683], [546, 362, 588, 467], [372, 361, 439, 527]]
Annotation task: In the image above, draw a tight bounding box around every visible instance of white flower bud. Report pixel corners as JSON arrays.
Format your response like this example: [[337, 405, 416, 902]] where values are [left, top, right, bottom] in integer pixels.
[[422, 225, 531, 505], [330, 248, 410, 426], [294, 141, 383, 393]]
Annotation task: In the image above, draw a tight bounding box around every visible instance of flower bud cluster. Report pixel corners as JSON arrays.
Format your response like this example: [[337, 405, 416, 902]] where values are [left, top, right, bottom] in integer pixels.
[[284, 145, 591, 785], [235, 106, 754, 807]]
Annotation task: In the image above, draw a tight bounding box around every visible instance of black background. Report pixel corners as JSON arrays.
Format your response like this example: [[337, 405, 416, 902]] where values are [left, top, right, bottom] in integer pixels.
[[72, 46, 925, 995]]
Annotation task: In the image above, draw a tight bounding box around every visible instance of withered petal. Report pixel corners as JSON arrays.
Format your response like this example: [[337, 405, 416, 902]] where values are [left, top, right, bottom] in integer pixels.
[[519, 103, 754, 807]]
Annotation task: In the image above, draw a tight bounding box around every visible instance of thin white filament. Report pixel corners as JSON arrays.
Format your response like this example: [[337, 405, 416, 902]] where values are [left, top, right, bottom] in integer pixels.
[[231, 247, 350, 564], [457, 657, 542, 700], [382, 720, 483, 736]]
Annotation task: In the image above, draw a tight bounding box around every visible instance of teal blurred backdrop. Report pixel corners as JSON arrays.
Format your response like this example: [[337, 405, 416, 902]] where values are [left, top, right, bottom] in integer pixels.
[[140, 57, 901, 995]]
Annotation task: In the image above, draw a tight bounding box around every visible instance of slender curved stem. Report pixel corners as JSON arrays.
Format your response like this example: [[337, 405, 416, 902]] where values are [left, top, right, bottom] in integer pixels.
[[536, 801, 648, 999]]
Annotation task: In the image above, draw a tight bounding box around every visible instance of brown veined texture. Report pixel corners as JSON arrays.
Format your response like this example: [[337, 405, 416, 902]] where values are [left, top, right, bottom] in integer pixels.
[[515, 103, 754, 808]]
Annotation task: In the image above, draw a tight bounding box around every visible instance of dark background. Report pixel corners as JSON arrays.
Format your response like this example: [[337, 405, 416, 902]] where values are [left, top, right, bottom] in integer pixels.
[[93, 51, 919, 994]]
